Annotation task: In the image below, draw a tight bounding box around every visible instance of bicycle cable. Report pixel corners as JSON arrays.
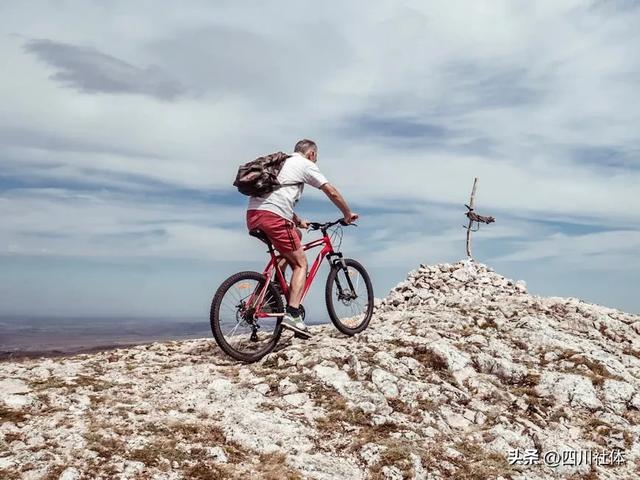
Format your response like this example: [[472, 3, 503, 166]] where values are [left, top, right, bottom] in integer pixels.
[[329, 225, 344, 251]]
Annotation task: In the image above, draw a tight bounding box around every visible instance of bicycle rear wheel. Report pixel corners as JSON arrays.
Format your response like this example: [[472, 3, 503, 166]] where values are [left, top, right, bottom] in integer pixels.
[[210, 271, 284, 362], [325, 258, 374, 335]]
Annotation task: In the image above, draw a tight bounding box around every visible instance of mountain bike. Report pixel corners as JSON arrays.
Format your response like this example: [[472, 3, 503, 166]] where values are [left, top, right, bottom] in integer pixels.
[[210, 219, 374, 362]]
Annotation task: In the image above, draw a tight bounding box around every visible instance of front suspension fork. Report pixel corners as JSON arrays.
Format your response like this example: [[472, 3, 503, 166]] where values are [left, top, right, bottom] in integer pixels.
[[328, 253, 357, 300]]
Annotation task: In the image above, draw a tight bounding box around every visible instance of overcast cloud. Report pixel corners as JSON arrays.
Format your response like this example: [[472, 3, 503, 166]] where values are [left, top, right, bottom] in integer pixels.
[[0, 0, 638, 317]]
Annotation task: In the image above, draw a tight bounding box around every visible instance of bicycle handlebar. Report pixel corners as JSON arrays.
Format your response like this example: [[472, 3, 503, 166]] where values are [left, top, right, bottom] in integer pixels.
[[307, 219, 357, 231]]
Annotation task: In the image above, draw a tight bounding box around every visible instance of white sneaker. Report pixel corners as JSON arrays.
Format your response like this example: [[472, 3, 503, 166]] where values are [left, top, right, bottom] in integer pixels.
[[281, 313, 311, 339]]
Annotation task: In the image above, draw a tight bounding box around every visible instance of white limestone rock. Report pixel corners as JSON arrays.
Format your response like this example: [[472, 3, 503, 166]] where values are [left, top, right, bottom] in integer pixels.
[[427, 339, 471, 372], [371, 369, 400, 399], [1, 260, 639, 480], [600, 379, 635, 412], [537, 372, 602, 410]]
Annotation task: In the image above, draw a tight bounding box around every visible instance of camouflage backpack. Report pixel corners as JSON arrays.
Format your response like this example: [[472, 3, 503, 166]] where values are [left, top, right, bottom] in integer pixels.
[[233, 152, 300, 197]]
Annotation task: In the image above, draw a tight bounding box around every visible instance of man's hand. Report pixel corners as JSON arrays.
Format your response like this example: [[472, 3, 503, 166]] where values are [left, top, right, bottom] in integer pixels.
[[343, 212, 359, 224], [292, 213, 309, 229]]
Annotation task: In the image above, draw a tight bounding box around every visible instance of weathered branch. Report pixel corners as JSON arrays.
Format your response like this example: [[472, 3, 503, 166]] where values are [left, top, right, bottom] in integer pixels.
[[466, 211, 495, 224], [465, 178, 478, 258], [464, 178, 496, 259]]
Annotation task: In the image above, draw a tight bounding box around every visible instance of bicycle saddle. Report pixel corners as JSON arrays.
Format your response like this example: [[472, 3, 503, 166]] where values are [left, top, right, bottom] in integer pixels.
[[249, 229, 271, 246]]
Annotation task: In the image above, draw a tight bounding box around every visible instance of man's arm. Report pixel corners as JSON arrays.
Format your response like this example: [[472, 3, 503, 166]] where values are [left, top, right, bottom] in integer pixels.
[[320, 183, 358, 224]]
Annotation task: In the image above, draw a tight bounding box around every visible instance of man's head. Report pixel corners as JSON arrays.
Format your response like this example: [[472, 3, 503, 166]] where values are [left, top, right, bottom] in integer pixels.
[[294, 139, 318, 162]]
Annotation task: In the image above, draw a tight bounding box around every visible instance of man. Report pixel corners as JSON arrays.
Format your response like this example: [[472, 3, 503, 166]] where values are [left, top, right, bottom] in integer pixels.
[[246, 139, 358, 338]]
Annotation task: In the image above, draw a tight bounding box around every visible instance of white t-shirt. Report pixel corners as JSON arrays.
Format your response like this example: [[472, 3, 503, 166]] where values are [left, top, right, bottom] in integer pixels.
[[248, 153, 328, 221]]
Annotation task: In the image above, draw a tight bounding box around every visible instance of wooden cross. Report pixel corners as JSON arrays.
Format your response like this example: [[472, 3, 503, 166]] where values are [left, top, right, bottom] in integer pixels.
[[464, 177, 495, 258]]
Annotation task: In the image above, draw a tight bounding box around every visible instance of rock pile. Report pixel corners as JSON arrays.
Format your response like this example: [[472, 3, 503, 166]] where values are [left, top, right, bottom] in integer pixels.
[[1, 261, 639, 479], [378, 260, 527, 312]]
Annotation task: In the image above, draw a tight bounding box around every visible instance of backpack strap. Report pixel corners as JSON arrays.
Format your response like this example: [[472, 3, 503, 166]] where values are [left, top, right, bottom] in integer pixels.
[[274, 182, 304, 189]]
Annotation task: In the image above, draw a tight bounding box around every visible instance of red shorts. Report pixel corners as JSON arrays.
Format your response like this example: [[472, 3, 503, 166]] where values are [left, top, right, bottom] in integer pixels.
[[246, 210, 302, 254]]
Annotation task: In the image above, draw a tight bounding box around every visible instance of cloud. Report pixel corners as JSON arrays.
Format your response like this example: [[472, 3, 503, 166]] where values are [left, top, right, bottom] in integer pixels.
[[495, 230, 640, 268], [0, 126, 160, 158], [1, 1, 639, 314], [145, 23, 352, 105], [0, 188, 257, 261], [24, 39, 185, 99]]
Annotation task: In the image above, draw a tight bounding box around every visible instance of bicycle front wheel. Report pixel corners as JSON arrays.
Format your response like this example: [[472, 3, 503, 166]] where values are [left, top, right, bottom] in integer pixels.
[[325, 258, 374, 335], [210, 271, 284, 362]]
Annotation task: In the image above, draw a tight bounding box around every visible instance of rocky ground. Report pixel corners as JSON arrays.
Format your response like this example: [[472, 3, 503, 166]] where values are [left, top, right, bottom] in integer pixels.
[[1, 260, 639, 479]]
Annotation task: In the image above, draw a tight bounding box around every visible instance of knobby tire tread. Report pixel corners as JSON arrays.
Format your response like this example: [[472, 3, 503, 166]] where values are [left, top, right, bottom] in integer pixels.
[[325, 258, 374, 335], [210, 271, 283, 363]]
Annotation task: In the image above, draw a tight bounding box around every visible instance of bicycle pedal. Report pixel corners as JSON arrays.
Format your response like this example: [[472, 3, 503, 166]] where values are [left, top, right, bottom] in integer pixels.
[[293, 332, 310, 340]]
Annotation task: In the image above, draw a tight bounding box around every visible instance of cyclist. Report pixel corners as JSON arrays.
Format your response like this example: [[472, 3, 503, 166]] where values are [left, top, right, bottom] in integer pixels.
[[246, 139, 358, 338]]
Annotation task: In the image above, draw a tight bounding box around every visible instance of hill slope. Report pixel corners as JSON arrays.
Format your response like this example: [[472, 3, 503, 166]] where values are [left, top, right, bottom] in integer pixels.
[[1, 260, 639, 479]]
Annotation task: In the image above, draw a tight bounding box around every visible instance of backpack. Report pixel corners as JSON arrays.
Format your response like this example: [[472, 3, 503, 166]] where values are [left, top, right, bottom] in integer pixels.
[[233, 152, 300, 197]]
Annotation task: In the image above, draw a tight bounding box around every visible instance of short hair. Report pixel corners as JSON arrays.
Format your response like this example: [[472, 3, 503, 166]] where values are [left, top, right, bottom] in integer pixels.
[[294, 139, 317, 155]]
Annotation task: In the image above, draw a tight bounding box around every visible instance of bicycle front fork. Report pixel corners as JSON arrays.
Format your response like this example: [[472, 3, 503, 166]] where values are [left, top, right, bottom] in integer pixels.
[[327, 252, 357, 300]]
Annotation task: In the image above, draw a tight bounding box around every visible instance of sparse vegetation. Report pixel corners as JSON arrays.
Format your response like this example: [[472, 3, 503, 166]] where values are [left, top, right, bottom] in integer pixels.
[[40, 464, 67, 480], [622, 345, 640, 359], [369, 444, 413, 479], [85, 432, 126, 458], [256, 452, 303, 480], [182, 463, 233, 480], [128, 438, 189, 466], [2, 261, 639, 479], [449, 441, 516, 479], [0, 468, 22, 480], [412, 345, 447, 370], [0, 405, 27, 424]]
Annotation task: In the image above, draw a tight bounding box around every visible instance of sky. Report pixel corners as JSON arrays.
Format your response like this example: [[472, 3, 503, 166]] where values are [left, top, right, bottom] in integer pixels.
[[0, 0, 639, 320]]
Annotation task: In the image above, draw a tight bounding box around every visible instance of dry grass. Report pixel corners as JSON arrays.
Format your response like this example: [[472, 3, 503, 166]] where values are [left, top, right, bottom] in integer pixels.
[[509, 385, 554, 416], [0, 405, 27, 424], [567, 467, 599, 480], [537, 347, 625, 386], [3, 431, 23, 443], [369, 444, 413, 479], [412, 345, 447, 370], [478, 317, 499, 330], [85, 432, 126, 458], [347, 421, 399, 457], [583, 417, 633, 449], [316, 406, 371, 433], [309, 380, 372, 436], [511, 339, 529, 351], [500, 371, 540, 391], [72, 375, 118, 391], [0, 468, 22, 480], [386, 397, 413, 415], [568, 356, 624, 386], [128, 438, 189, 466], [256, 452, 303, 480], [28, 376, 69, 390], [447, 442, 515, 479], [622, 346, 640, 359], [182, 463, 234, 479], [40, 464, 67, 480]]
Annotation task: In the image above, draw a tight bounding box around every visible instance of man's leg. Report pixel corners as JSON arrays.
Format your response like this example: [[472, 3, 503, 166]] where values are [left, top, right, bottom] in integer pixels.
[[277, 227, 303, 284], [281, 247, 307, 309]]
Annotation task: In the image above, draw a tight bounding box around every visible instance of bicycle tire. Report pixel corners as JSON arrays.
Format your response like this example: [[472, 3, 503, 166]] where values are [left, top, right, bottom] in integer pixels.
[[325, 258, 374, 335], [210, 271, 284, 362]]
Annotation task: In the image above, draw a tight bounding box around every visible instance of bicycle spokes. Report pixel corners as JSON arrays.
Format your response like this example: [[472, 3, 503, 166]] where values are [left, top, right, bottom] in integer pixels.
[[218, 278, 279, 353], [330, 266, 369, 328]]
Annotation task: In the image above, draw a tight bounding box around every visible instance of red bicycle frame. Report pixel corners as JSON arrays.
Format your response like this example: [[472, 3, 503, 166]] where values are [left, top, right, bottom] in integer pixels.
[[251, 230, 337, 318]]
